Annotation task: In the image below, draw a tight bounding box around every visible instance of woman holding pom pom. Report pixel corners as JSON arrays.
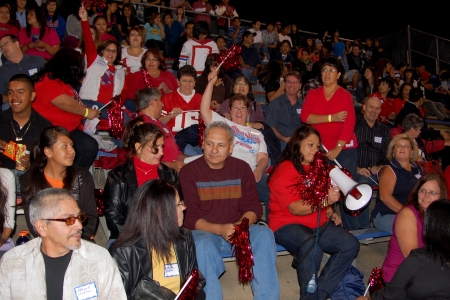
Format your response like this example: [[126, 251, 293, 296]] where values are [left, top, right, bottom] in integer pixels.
[[268, 125, 360, 300]]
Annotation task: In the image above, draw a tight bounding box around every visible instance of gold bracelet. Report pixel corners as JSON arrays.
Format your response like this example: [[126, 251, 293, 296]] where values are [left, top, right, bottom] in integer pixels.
[[84, 108, 89, 118]]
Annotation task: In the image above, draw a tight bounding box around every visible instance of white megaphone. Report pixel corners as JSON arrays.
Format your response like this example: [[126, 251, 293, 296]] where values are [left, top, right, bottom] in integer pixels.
[[329, 165, 372, 215]]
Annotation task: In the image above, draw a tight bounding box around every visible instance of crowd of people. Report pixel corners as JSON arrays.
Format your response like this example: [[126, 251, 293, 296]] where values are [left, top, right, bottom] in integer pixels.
[[1, 0, 450, 299]]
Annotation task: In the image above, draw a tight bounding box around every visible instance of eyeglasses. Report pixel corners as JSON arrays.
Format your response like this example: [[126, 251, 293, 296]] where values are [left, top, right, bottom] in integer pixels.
[[395, 144, 411, 149], [321, 68, 337, 73], [286, 80, 299, 84], [104, 48, 117, 54], [0, 40, 13, 49], [235, 82, 248, 86], [42, 212, 87, 226], [418, 189, 441, 197], [176, 200, 186, 207], [146, 57, 160, 62], [231, 107, 247, 112]]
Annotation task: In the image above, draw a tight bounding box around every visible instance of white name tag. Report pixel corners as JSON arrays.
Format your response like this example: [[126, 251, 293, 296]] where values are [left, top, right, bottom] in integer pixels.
[[164, 263, 179, 278], [296, 109, 301, 114], [345, 140, 354, 147], [74, 282, 98, 300], [28, 68, 38, 76], [374, 136, 382, 143], [415, 174, 422, 179]]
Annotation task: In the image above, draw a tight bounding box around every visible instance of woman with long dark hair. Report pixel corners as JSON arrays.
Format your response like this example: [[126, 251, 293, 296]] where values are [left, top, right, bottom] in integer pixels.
[[0, 168, 16, 258], [20, 126, 98, 240], [109, 179, 205, 299], [257, 60, 287, 103], [104, 116, 178, 243], [268, 125, 360, 300], [359, 199, 450, 299], [32, 47, 100, 169], [44, 0, 66, 42], [117, 4, 140, 41], [18, 6, 60, 60], [356, 66, 379, 103]]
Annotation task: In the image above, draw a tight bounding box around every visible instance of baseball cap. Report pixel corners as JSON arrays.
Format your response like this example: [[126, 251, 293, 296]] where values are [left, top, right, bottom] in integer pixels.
[[420, 71, 431, 81]]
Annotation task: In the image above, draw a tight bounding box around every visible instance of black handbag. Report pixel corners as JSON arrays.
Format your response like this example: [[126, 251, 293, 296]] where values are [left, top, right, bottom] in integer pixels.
[[132, 276, 177, 300]]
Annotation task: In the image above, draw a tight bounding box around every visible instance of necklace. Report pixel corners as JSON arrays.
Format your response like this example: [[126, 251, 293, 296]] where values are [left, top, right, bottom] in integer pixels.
[[135, 165, 154, 175], [11, 121, 31, 141]]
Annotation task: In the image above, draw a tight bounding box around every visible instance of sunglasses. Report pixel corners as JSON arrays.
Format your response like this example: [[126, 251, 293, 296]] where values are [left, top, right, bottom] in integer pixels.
[[42, 212, 87, 226]]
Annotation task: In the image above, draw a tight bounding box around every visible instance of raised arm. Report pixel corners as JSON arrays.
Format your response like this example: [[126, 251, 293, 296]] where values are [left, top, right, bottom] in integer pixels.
[[200, 71, 218, 125]]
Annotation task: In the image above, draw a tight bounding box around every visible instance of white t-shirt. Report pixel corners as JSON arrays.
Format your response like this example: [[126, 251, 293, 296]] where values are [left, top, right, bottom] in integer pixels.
[[249, 28, 262, 44], [278, 34, 293, 47], [121, 47, 146, 73], [211, 111, 267, 171]]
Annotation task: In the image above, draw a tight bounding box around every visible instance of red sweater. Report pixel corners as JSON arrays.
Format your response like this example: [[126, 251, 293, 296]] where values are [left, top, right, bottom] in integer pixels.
[[126, 70, 178, 100], [301, 86, 358, 150]]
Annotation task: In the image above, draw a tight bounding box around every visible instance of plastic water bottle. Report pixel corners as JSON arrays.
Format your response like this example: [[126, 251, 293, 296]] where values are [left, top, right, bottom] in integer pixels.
[[16, 230, 30, 245]]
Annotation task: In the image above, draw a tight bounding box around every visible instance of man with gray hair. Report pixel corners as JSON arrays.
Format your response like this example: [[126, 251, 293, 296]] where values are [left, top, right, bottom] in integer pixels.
[[135, 87, 187, 172], [179, 121, 280, 299], [0, 188, 127, 300]]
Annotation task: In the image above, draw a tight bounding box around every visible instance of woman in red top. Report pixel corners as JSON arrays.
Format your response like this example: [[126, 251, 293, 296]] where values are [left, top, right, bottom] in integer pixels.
[[33, 48, 101, 169], [301, 55, 359, 230], [268, 125, 359, 300], [0, 4, 19, 39], [92, 15, 117, 42], [126, 48, 178, 106]]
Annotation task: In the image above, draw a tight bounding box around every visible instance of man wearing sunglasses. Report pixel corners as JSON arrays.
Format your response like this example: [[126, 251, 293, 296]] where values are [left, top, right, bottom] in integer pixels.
[[0, 188, 127, 300]]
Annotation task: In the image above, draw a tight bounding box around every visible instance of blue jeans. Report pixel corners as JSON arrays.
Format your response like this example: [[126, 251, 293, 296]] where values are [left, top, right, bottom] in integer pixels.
[[192, 225, 279, 300], [373, 212, 395, 234], [70, 129, 98, 169], [274, 222, 360, 300], [241, 67, 257, 82], [329, 148, 369, 230]]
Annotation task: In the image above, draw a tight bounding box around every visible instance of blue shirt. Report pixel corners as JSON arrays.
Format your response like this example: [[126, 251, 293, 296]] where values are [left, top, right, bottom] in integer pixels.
[[241, 44, 261, 67], [265, 93, 303, 137], [144, 23, 162, 42], [164, 20, 184, 44]]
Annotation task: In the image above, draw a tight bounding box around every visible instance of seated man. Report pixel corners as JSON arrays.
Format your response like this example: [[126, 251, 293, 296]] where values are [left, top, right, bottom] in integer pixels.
[[0, 34, 45, 110], [226, 16, 244, 48], [0, 74, 52, 191], [353, 96, 391, 230], [240, 30, 261, 82], [179, 121, 280, 300], [266, 71, 304, 153], [0, 188, 127, 299], [135, 87, 187, 172]]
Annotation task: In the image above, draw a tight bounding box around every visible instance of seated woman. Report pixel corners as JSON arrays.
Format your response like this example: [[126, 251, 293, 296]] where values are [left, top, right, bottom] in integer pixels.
[[382, 173, 447, 283], [121, 26, 146, 74], [92, 15, 116, 42], [371, 134, 423, 234], [194, 53, 232, 104], [0, 4, 19, 40], [369, 78, 396, 125], [268, 125, 360, 300], [104, 116, 178, 243], [78, 6, 127, 141], [0, 168, 16, 259], [20, 126, 98, 240], [44, 0, 66, 42], [33, 47, 100, 169], [201, 70, 270, 213], [126, 48, 178, 107], [109, 179, 205, 299], [117, 4, 141, 42], [359, 199, 450, 299], [257, 60, 287, 103], [18, 6, 60, 61], [393, 82, 413, 116], [144, 12, 165, 54], [356, 66, 378, 104]]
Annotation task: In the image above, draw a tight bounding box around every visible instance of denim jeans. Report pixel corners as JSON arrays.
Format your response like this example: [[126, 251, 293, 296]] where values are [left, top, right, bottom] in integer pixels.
[[70, 129, 98, 169], [373, 212, 395, 234], [274, 222, 360, 300], [329, 148, 367, 231], [257, 173, 270, 220], [192, 225, 279, 300], [241, 67, 257, 82]]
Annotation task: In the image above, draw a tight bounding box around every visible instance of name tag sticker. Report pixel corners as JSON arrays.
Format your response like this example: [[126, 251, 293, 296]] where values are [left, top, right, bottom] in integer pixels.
[[164, 263, 179, 278], [28, 68, 38, 76], [296, 109, 301, 114], [74, 282, 98, 300], [374, 136, 382, 143]]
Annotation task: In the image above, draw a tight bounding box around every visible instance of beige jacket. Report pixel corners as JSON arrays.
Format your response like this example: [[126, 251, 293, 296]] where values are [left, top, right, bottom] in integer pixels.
[[0, 238, 127, 300]]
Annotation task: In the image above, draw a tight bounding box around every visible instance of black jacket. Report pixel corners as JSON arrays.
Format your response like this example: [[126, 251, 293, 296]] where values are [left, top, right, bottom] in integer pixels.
[[20, 165, 99, 240], [109, 227, 206, 300], [104, 160, 179, 239]]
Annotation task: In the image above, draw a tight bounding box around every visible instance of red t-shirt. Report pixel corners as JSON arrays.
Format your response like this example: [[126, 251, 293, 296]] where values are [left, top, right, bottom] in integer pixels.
[[18, 26, 60, 60], [100, 32, 117, 42], [33, 75, 83, 131], [268, 161, 328, 232], [301, 86, 358, 150], [0, 22, 19, 39], [393, 98, 405, 115], [127, 70, 178, 100], [161, 91, 202, 134], [140, 113, 181, 162]]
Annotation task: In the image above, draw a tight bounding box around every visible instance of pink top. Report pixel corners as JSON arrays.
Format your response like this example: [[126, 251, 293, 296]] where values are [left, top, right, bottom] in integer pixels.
[[382, 204, 424, 283], [0, 22, 19, 39], [301, 86, 358, 150], [18, 26, 60, 60]]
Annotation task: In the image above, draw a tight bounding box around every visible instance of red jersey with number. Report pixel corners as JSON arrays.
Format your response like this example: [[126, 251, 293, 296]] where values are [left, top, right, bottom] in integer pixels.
[[161, 91, 202, 135]]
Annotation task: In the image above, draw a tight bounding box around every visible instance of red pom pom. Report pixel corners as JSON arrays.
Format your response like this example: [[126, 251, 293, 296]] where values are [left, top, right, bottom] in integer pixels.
[[368, 267, 385, 296], [108, 95, 124, 140], [94, 189, 104, 217], [198, 117, 206, 149], [218, 45, 242, 71], [82, 0, 106, 9], [177, 269, 200, 300], [228, 218, 254, 285]]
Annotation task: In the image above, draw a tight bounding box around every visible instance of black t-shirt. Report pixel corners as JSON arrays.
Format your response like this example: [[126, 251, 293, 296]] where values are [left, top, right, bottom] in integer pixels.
[[42, 250, 73, 300]]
